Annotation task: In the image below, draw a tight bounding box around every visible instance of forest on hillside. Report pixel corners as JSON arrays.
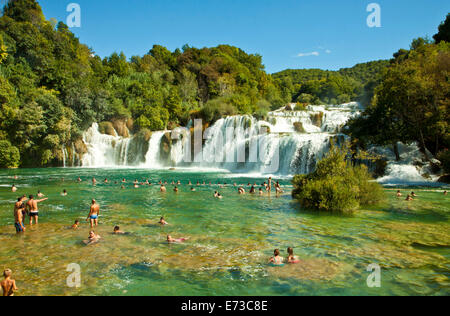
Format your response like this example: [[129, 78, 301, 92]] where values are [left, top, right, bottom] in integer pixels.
[[0, 0, 448, 173]]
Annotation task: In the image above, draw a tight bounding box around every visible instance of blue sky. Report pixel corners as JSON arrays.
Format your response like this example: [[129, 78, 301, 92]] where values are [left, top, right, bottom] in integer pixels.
[[38, 0, 449, 73]]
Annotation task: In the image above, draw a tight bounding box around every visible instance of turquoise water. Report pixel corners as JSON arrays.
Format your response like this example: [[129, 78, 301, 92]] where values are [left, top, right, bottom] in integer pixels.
[[0, 168, 449, 296]]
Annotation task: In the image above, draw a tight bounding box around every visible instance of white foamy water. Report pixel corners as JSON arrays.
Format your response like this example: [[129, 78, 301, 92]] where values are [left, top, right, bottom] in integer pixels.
[[79, 103, 438, 183]]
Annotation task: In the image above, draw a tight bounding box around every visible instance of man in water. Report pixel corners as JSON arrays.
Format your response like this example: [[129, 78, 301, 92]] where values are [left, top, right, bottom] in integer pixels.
[[14, 197, 26, 234], [26, 195, 48, 226], [11, 185, 17, 193], [1, 269, 18, 296], [37, 191, 45, 198], [173, 186, 179, 193], [92, 177, 97, 185], [86, 199, 100, 228], [62, 189, 68, 196], [160, 185, 167, 192]]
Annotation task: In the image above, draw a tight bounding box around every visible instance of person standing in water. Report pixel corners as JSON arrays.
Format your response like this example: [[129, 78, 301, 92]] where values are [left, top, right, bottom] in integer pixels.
[[11, 185, 17, 193], [26, 195, 48, 226], [14, 197, 26, 233], [1, 269, 18, 296], [86, 199, 100, 228]]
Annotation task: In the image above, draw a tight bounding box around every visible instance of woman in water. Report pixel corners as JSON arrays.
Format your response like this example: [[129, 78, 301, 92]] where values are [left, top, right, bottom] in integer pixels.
[[286, 247, 300, 264], [167, 235, 188, 243], [269, 249, 284, 266]]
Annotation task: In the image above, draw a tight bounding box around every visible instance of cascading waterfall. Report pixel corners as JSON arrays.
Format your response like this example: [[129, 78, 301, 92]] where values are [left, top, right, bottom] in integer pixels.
[[78, 102, 437, 182], [143, 131, 167, 168], [62, 145, 68, 168]]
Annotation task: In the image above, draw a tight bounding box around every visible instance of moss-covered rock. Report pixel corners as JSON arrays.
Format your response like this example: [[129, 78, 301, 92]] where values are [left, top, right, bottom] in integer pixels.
[[98, 122, 117, 136], [112, 119, 130, 138], [293, 122, 306, 133], [310, 112, 324, 127]]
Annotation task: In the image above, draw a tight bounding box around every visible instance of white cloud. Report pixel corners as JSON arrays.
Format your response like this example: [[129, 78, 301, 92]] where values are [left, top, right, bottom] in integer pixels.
[[296, 51, 320, 57], [325, 49, 332, 54]]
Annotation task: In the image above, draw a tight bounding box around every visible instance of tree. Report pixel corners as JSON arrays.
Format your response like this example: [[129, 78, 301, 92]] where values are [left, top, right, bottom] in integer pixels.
[[434, 13, 450, 43]]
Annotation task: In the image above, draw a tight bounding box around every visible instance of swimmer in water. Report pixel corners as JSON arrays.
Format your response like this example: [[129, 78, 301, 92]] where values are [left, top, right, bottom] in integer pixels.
[[160, 185, 167, 193], [269, 249, 284, 265], [113, 226, 126, 235], [411, 192, 418, 197], [249, 186, 256, 194], [104, 178, 108, 184], [92, 177, 97, 185], [11, 185, 17, 193], [159, 217, 169, 225], [85, 231, 101, 245], [1, 269, 18, 297], [77, 177, 82, 182], [62, 189, 68, 196], [286, 247, 300, 264], [167, 235, 189, 243], [72, 220, 80, 230], [406, 195, 414, 201], [396, 190, 402, 198], [37, 190, 44, 198], [191, 187, 196, 192], [259, 188, 264, 196], [173, 186, 179, 193], [121, 185, 125, 190]]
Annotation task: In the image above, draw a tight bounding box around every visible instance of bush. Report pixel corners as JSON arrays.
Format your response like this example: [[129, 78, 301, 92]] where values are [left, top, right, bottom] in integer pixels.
[[0, 140, 20, 168], [292, 143, 384, 213]]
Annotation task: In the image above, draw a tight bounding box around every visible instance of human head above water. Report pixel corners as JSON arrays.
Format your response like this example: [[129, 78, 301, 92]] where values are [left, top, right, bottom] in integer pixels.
[[274, 249, 280, 256]]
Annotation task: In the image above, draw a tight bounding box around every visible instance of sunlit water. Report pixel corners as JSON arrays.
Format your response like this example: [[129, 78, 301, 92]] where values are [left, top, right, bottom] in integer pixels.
[[0, 168, 449, 296]]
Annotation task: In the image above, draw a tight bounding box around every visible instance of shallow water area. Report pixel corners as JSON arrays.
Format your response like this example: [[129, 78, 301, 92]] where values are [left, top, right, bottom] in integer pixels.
[[0, 168, 449, 296]]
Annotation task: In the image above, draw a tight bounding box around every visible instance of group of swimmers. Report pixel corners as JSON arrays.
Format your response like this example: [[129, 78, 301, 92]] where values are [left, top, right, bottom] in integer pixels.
[[396, 190, 419, 201], [269, 248, 300, 266]]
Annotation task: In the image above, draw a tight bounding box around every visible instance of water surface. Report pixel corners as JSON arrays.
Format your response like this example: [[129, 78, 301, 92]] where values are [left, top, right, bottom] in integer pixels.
[[0, 168, 448, 296]]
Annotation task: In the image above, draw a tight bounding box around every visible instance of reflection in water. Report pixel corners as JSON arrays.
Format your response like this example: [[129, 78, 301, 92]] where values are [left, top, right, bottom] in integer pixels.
[[0, 168, 448, 296]]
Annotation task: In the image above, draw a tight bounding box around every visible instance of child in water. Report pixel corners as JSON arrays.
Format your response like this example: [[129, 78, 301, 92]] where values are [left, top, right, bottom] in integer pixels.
[[269, 249, 284, 265], [159, 217, 169, 225], [287, 247, 300, 264], [72, 220, 80, 230]]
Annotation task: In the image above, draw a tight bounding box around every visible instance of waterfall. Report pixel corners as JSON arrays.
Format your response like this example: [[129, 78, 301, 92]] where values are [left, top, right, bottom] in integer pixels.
[[78, 102, 437, 182], [143, 131, 167, 168], [62, 145, 68, 168], [81, 123, 134, 167]]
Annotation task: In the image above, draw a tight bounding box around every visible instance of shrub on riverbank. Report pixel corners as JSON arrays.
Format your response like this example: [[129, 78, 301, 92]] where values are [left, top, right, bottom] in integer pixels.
[[292, 143, 385, 213]]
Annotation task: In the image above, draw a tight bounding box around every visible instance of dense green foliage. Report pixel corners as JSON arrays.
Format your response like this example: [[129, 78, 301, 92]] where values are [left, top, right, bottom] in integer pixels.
[[272, 60, 389, 106], [0, 0, 283, 167], [0, 140, 20, 168], [292, 144, 385, 213], [347, 40, 450, 163]]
